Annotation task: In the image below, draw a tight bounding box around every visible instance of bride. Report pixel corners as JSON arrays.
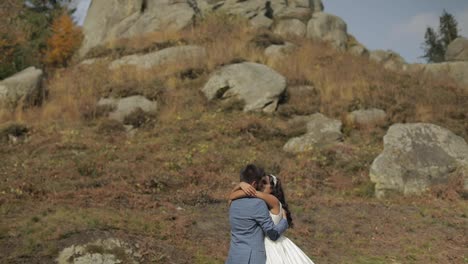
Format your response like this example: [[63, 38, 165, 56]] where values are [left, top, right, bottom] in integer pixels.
[[229, 174, 315, 264]]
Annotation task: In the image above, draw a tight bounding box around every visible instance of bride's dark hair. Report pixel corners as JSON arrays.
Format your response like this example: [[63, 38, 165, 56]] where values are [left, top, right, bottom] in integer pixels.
[[268, 175, 294, 228]]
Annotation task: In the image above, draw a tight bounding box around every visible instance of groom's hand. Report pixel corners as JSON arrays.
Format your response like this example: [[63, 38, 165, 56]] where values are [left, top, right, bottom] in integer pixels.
[[239, 182, 256, 197]]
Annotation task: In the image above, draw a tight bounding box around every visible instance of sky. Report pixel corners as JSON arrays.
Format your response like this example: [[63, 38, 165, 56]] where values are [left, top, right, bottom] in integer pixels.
[[69, 0, 91, 26], [69, 0, 468, 63]]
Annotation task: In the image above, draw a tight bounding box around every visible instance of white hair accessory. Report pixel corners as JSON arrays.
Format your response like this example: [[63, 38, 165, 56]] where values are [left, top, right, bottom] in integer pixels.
[[270, 174, 278, 187]]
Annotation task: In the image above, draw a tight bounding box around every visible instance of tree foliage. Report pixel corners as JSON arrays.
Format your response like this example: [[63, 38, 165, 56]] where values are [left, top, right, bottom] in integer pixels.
[[439, 10, 458, 48], [421, 9, 459, 63], [44, 13, 83, 67], [422, 27, 445, 63], [0, 0, 75, 79]]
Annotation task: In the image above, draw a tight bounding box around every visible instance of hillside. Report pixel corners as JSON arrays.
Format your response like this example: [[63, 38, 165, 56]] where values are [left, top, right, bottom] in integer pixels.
[[1, 3, 467, 264]]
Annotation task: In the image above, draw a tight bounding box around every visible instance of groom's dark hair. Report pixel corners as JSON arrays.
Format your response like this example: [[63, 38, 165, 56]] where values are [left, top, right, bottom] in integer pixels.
[[240, 164, 265, 184]]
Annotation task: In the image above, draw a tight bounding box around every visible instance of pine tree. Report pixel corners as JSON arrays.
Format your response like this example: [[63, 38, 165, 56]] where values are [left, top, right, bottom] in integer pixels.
[[421, 10, 459, 63], [439, 9, 459, 48], [421, 27, 445, 63]]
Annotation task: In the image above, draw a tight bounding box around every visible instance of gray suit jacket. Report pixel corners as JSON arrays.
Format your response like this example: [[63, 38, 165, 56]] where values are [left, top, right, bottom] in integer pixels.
[[226, 198, 288, 264]]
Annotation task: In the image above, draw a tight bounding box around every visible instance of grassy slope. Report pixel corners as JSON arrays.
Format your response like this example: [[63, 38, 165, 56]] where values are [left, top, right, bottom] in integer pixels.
[[0, 13, 467, 264]]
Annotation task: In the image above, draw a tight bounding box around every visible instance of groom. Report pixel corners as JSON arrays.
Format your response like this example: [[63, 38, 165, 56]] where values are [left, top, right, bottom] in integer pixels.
[[226, 164, 288, 264]]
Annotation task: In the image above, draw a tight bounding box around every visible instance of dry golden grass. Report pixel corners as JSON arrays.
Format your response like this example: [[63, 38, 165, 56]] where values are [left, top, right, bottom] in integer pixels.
[[2, 12, 466, 141]]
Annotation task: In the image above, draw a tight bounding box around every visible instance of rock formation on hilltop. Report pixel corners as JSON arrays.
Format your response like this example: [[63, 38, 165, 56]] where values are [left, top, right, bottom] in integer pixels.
[[445, 37, 468, 62], [79, 0, 197, 57], [77, 0, 468, 90], [79, 0, 351, 58]]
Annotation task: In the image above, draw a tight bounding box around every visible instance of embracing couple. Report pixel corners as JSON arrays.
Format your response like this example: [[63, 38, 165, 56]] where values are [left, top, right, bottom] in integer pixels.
[[226, 164, 315, 264]]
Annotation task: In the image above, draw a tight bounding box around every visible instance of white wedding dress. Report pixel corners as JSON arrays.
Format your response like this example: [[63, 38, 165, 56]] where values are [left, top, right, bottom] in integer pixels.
[[265, 203, 315, 264]]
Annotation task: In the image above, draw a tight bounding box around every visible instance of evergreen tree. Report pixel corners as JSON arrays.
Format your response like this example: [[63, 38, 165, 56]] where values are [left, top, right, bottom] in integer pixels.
[[421, 10, 459, 63], [439, 9, 459, 47], [421, 27, 445, 63]]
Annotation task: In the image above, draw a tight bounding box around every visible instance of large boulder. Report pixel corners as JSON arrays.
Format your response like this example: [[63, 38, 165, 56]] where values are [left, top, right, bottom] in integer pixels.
[[57, 238, 140, 264], [370, 50, 407, 71], [108, 45, 206, 70], [97, 95, 157, 123], [283, 113, 342, 153], [218, 0, 322, 25], [370, 123, 468, 198], [445, 37, 468, 62], [79, 0, 196, 57], [202, 62, 287, 113], [290, 0, 323, 12], [276, 7, 313, 21], [306, 12, 348, 50], [273, 19, 307, 37], [413, 61, 468, 89], [218, 0, 288, 20], [250, 14, 274, 30], [0, 67, 43, 109]]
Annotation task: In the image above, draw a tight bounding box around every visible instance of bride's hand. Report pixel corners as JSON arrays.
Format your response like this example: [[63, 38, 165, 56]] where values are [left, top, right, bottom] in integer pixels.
[[239, 182, 256, 197], [282, 210, 287, 219]]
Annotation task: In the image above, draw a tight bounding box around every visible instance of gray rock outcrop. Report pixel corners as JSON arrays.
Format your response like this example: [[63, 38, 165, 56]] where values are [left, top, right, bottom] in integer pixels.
[[213, 0, 325, 31], [250, 14, 274, 30], [445, 37, 468, 62], [108, 45, 206, 70], [283, 113, 343, 153], [218, 0, 284, 19], [218, 0, 323, 21], [370, 123, 468, 198], [306, 12, 348, 50], [97, 95, 157, 123], [0, 67, 43, 109], [348, 43, 369, 57], [276, 7, 313, 21], [57, 238, 140, 264], [79, 0, 196, 57], [346, 108, 386, 127], [79, 0, 325, 57], [285, 0, 323, 12], [273, 19, 307, 37], [410, 61, 468, 89], [202, 62, 287, 113]]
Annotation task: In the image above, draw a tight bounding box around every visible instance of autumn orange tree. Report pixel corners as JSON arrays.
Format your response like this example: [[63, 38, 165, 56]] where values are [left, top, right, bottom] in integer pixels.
[[44, 12, 83, 67]]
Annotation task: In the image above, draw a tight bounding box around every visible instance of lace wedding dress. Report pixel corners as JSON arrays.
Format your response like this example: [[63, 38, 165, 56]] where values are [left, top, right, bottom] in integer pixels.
[[265, 204, 315, 264]]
